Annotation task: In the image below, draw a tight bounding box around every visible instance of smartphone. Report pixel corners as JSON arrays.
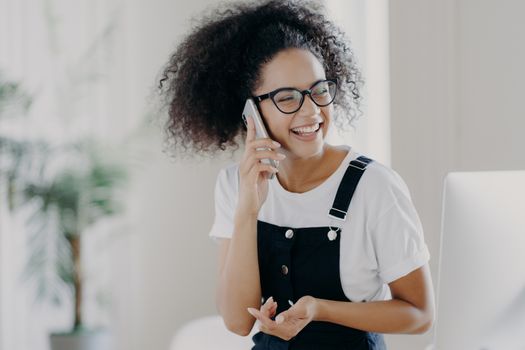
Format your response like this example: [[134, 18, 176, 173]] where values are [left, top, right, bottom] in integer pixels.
[[242, 98, 279, 179]]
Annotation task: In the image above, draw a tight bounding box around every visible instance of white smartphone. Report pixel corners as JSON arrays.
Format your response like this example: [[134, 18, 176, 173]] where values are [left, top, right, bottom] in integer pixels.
[[242, 98, 278, 179]]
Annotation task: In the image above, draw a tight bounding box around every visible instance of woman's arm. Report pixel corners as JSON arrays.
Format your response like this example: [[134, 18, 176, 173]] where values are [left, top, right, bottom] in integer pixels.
[[215, 117, 282, 336], [215, 212, 262, 336], [248, 264, 435, 340], [315, 264, 435, 334]]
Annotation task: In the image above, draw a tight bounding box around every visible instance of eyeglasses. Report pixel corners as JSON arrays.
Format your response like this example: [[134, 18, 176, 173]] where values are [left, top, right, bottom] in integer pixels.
[[253, 79, 337, 114]]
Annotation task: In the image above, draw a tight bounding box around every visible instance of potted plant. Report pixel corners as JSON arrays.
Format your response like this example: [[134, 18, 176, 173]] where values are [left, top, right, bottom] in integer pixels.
[[1, 75, 131, 350], [0, 72, 35, 211], [22, 139, 128, 350], [6, 140, 129, 349]]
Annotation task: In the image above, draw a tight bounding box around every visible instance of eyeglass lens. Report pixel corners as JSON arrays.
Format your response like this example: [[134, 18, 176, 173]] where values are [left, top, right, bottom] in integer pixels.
[[273, 80, 336, 113]]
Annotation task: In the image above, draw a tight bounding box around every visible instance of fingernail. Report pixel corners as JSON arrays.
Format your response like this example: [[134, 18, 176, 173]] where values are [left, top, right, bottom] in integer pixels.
[[288, 300, 294, 306], [247, 308, 256, 316], [275, 315, 284, 324], [277, 153, 286, 159], [273, 141, 281, 147], [266, 296, 273, 304]]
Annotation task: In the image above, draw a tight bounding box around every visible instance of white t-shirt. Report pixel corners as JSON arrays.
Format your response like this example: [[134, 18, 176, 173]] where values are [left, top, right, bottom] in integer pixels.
[[208, 144, 430, 302]]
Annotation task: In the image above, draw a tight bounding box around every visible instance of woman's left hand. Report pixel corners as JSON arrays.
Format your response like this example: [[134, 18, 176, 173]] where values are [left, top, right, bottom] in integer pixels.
[[247, 295, 318, 341]]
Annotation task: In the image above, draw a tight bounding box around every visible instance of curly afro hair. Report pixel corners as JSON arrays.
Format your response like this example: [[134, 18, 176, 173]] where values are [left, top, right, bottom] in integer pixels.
[[157, 0, 363, 159]]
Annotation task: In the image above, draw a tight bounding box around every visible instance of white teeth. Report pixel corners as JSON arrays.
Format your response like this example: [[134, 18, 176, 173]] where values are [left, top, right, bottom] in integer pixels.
[[291, 123, 320, 134]]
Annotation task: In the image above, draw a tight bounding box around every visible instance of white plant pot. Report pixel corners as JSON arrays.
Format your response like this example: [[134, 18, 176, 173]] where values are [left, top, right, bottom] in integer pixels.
[[49, 329, 113, 350]]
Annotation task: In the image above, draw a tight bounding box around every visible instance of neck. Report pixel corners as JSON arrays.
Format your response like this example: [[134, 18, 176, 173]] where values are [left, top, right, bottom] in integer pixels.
[[277, 144, 336, 192]]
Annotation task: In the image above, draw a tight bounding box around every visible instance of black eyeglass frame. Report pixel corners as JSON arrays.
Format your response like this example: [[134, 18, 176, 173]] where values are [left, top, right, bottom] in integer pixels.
[[252, 78, 338, 114]]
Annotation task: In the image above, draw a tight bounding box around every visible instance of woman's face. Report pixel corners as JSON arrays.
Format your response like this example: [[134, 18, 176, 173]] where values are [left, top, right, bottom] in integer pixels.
[[252, 48, 334, 159]]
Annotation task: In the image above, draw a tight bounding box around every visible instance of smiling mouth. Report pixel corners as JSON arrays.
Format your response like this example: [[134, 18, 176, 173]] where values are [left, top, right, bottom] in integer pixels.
[[290, 122, 323, 135]]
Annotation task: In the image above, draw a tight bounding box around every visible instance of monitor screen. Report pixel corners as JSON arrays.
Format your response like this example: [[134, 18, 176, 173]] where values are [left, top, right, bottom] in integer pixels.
[[434, 171, 525, 349]]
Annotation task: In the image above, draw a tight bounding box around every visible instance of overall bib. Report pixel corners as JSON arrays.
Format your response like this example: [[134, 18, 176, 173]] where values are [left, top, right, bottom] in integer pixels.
[[252, 156, 387, 350]]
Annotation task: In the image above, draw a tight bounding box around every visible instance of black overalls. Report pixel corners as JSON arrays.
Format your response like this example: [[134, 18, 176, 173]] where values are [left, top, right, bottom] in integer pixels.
[[252, 156, 387, 350]]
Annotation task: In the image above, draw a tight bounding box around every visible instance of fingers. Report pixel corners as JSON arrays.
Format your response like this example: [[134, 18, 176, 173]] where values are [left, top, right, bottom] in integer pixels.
[[275, 305, 299, 325], [260, 296, 278, 319], [242, 142, 284, 171], [247, 296, 278, 329], [260, 297, 272, 317], [240, 148, 282, 180], [248, 303, 306, 342], [243, 140, 282, 165], [245, 114, 256, 143], [251, 138, 281, 150], [241, 114, 284, 179], [247, 162, 280, 179], [255, 309, 299, 341], [247, 307, 276, 331], [252, 150, 286, 162], [244, 114, 281, 151]]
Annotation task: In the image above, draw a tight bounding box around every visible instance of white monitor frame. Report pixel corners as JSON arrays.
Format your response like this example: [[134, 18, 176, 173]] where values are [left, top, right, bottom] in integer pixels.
[[433, 171, 525, 350]]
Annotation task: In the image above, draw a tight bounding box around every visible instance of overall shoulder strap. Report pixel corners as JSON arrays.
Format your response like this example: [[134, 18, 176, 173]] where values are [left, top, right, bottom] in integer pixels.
[[328, 156, 373, 221]]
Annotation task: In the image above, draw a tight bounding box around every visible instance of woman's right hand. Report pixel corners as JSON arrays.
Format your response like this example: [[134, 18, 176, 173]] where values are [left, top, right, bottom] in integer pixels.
[[237, 115, 286, 217]]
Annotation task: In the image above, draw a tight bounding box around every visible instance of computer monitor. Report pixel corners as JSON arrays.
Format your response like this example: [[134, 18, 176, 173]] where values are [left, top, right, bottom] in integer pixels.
[[433, 171, 525, 349]]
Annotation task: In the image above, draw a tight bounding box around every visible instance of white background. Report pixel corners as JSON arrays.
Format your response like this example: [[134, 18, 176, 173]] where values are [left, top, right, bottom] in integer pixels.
[[1, 1, 525, 350]]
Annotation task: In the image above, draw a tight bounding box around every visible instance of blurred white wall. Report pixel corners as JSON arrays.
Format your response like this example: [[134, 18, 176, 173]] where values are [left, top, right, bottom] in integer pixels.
[[326, 0, 391, 165], [110, 3, 226, 350], [390, 0, 525, 349]]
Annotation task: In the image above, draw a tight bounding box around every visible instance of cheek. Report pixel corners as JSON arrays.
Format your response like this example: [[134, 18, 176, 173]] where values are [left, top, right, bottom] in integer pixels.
[[260, 107, 288, 138], [266, 118, 289, 140], [321, 107, 333, 130]]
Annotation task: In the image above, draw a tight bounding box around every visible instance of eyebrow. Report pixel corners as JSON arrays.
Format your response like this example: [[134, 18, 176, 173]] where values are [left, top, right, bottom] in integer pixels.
[[259, 79, 327, 96], [278, 79, 326, 91]]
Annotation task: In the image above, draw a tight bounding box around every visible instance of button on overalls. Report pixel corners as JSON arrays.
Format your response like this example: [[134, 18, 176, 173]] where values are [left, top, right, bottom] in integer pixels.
[[252, 156, 387, 350]]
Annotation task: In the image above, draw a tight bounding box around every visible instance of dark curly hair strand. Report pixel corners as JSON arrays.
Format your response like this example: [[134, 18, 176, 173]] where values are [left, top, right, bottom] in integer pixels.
[[157, 0, 363, 159]]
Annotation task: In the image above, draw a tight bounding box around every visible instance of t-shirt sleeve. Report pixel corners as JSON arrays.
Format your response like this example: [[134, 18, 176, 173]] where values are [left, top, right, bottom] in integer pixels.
[[208, 167, 238, 242], [369, 170, 430, 284]]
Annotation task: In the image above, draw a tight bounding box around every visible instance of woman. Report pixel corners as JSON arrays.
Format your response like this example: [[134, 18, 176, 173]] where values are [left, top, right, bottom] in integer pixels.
[[158, 1, 434, 349]]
